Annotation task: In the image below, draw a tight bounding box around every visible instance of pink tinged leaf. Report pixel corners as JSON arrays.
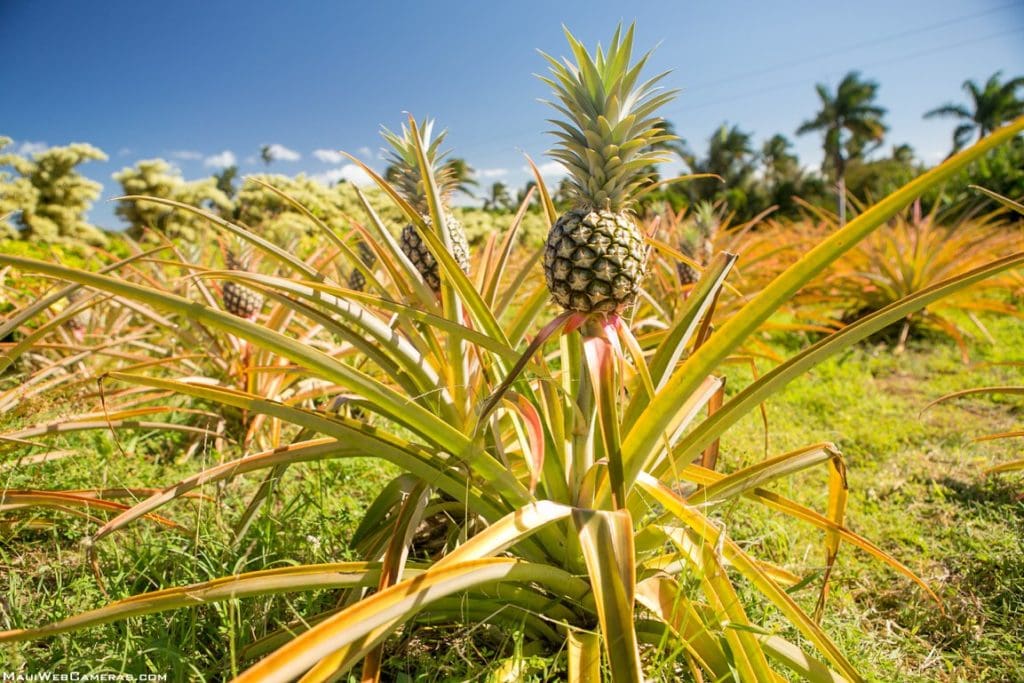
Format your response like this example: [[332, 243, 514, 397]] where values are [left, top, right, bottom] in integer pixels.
[[564, 311, 589, 335], [503, 392, 545, 495], [479, 310, 576, 424]]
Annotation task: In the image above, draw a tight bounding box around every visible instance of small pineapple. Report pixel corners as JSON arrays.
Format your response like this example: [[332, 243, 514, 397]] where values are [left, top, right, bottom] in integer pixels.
[[222, 245, 264, 320], [381, 120, 470, 292], [65, 289, 90, 342], [539, 25, 678, 314], [676, 245, 700, 286], [677, 201, 720, 285], [347, 240, 376, 292]]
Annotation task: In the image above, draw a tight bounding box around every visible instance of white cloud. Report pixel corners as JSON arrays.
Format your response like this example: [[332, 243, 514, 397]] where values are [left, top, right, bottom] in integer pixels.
[[17, 141, 48, 156], [312, 164, 373, 187], [358, 146, 373, 159], [204, 150, 237, 168], [117, 147, 134, 157], [478, 168, 508, 178], [265, 143, 301, 162], [171, 149, 203, 161], [524, 161, 567, 178], [313, 148, 345, 164]]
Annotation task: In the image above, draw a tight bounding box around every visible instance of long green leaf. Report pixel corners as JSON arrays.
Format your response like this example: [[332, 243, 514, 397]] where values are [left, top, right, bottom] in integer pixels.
[[0, 255, 476, 461], [0, 563, 404, 642], [233, 559, 589, 683], [572, 508, 643, 682], [638, 473, 864, 682], [623, 116, 1024, 489], [99, 375, 506, 521], [661, 251, 1024, 476]]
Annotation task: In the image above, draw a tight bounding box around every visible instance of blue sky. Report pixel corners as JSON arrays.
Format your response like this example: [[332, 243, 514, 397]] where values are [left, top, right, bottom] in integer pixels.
[[2, 0, 1022, 230]]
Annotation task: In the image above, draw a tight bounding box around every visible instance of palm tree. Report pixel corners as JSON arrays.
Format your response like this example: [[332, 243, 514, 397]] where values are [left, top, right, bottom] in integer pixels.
[[925, 71, 1024, 153], [214, 165, 239, 199], [482, 181, 512, 211], [890, 144, 915, 165], [797, 71, 887, 225], [516, 180, 537, 208], [698, 124, 756, 186], [761, 134, 799, 185], [259, 145, 274, 167], [444, 157, 478, 199], [681, 124, 757, 214]]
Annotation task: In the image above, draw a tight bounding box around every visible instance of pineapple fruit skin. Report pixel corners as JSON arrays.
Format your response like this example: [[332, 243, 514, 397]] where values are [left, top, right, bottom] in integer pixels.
[[223, 250, 264, 319], [543, 208, 647, 314], [222, 280, 264, 320], [400, 213, 471, 292], [347, 269, 367, 292], [347, 242, 376, 292], [676, 259, 700, 286]]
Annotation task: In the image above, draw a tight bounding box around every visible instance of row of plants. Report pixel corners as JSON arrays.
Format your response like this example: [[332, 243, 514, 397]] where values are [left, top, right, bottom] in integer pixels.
[[3, 73, 1022, 246], [1, 24, 1023, 682]]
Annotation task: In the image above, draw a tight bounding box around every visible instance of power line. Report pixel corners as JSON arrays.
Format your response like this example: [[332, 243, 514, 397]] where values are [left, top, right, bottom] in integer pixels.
[[452, 11, 1023, 158], [669, 25, 1024, 115], [683, 2, 1022, 92]]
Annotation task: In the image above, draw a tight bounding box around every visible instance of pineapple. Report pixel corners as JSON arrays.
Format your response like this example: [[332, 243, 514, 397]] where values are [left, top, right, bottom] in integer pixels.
[[381, 120, 470, 292], [677, 201, 720, 285], [539, 25, 678, 314], [347, 241, 376, 291], [65, 289, 90, 342], [222, 245, 264, 320]]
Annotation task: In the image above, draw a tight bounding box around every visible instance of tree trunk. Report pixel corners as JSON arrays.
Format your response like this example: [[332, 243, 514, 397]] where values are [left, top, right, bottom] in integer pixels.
[[837, 174, 846, 227], [835, 152, 847, 227]]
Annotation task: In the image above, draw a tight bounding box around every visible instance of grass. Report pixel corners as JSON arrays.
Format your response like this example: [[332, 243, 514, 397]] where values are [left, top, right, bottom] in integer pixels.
[[1, 314, 1021, 681]]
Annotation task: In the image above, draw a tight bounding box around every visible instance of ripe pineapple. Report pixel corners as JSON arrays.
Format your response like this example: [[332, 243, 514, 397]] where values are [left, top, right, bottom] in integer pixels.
[[539, 25, 678, 314], [381, 120, 470, 292], [222, 247, 264, 320], [347, 240, 376, 292], [677, 201, 720, 285]]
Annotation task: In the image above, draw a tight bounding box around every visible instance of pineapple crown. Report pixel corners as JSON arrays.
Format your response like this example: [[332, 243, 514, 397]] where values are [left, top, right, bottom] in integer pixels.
[[680, 201, 719, 252], [223, 236, 255, 271], [538, 24, 679, 212], [381, 119, 459, 212], [691, 200, 720, 237]]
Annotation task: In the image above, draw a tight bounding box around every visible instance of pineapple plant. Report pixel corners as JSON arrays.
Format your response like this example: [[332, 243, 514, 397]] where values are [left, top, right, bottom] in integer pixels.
[[540, 25, 678, 314], [221, 242, 264, 320], [677, 200, 720, 285], [64, 288, 90, 341], [382, 120, 470, 292], [347, 240, 376, 292]]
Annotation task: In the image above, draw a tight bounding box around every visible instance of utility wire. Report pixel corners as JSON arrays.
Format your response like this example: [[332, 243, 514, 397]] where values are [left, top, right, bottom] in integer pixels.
[[683, 1, 1022, 91], [671, 25, 1024, 114], [453, 20, 1024, 157]]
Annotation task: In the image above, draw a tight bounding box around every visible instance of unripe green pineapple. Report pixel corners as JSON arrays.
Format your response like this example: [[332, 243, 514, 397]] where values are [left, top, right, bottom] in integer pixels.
[[347, 241, 376, 291], [381, 120, 470, 292], [222, 246, 264, 320], [539, 25, 678, 314]]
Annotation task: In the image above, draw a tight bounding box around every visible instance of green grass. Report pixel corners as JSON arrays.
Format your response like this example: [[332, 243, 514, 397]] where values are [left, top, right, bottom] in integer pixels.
[[1, 315, 1022, 681], [716, 314, 1024, 682]]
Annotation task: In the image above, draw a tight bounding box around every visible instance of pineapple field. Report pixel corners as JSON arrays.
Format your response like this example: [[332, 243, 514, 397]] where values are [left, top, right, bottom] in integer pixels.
[[2, 9, 1024, 683]]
